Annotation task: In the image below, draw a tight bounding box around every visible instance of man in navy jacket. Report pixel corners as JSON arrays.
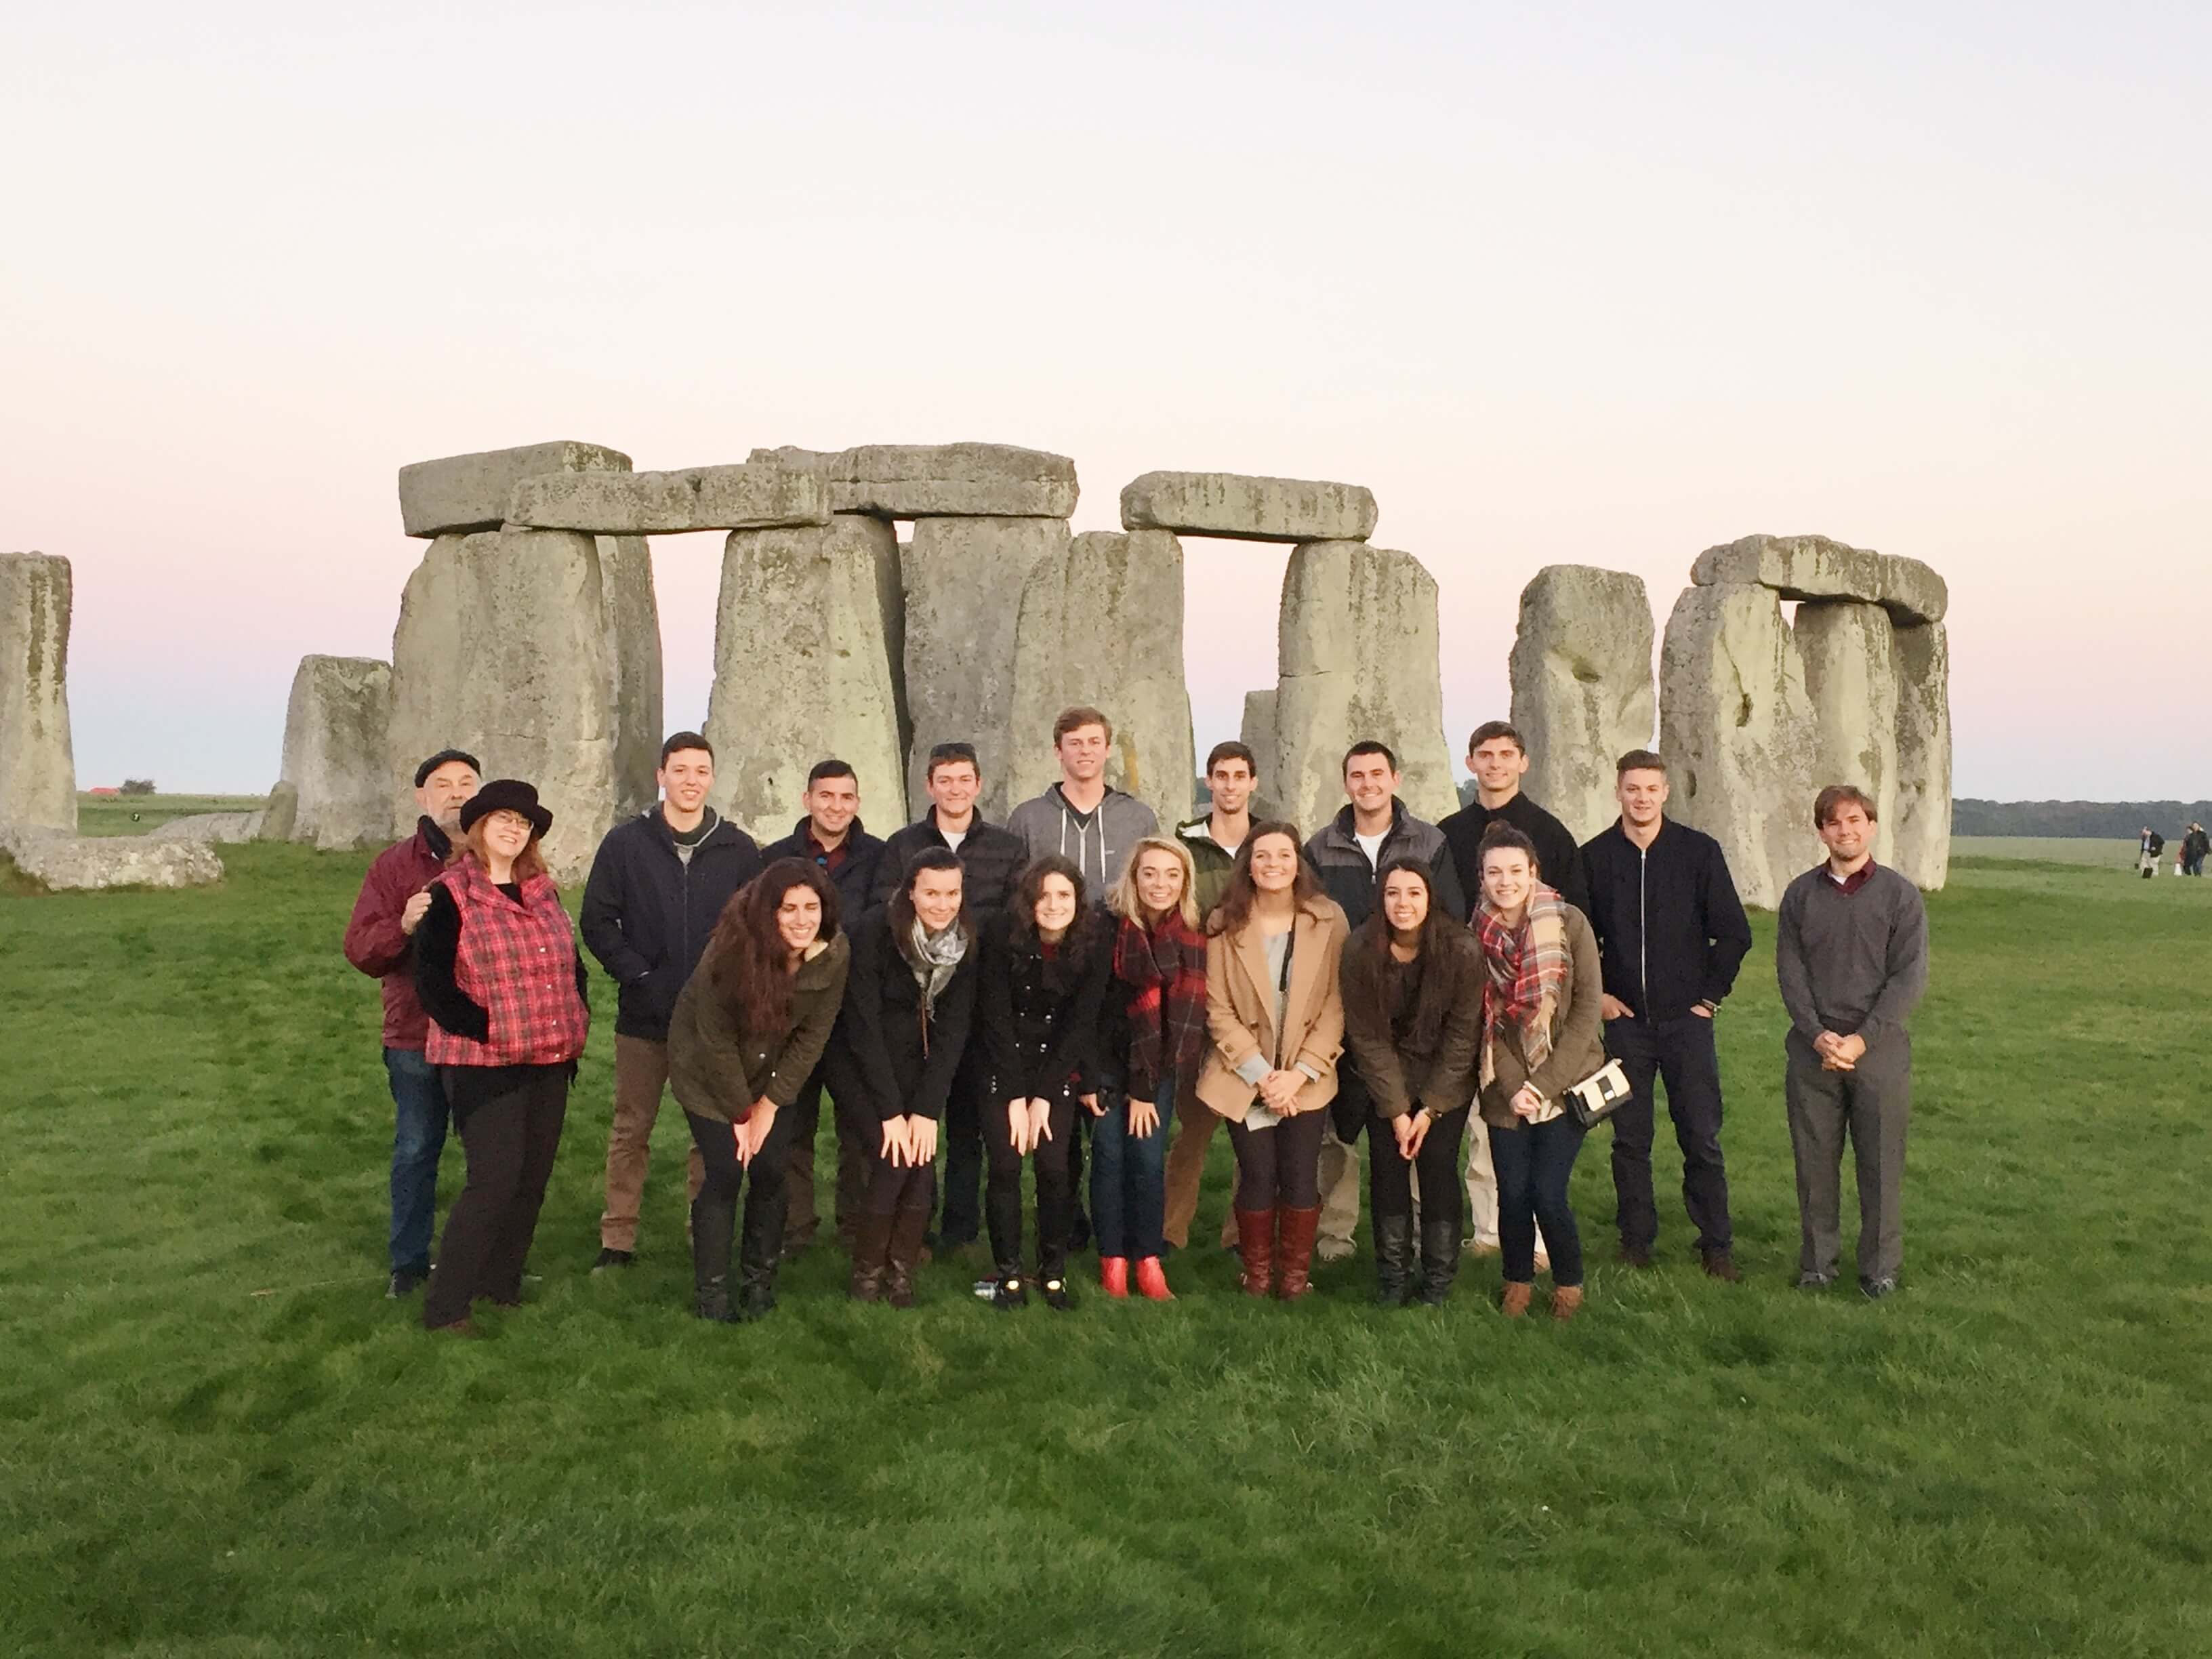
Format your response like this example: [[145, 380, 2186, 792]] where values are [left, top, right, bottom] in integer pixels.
[[1578, 750, 1753, 1279]]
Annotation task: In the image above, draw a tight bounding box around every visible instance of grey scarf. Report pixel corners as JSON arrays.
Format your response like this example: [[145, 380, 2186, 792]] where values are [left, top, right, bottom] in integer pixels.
[[904, 917, 969, 1019]]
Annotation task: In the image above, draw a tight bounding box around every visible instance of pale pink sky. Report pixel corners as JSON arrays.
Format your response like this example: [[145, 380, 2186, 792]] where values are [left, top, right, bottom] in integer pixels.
[[6, 3, 2207, 798]]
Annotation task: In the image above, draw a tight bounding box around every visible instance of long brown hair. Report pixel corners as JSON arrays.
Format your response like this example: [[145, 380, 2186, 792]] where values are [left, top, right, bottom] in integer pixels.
[[447, 821, 548, 884], [1206, 819, 1324, 937], [704, 857, 841, 1038], [1364, 856, 1459, 967]]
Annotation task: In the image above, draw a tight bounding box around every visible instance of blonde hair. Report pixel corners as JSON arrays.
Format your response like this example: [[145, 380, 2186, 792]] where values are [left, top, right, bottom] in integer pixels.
[[1107, 835, 1200, 930]]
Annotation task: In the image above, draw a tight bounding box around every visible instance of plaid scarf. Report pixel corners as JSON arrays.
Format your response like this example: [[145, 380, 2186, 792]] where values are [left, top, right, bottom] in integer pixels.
[[1113, 910, 1209, 1100], [1473, 884, 1570, 1090]]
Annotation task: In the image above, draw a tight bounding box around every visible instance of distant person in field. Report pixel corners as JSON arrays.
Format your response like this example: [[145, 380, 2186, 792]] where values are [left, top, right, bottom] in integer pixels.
[[761, 760, 887, 1257], [664, 859, 849, 1323], [1578, 750, 1753, 1281], [818, 848, 979, 1307], [579, 733, 762, 1274], [1441, 721, 1586, 1267], [413, 781, 589, 1336], [343, 746, 480, 1300], [2186, 823, 2209, 878], [2137, 827, 2163, 879], [1163, 741, 1261, 1256], [1776, 785, 1929, 1300], [1472, 823, 1604, 1322]]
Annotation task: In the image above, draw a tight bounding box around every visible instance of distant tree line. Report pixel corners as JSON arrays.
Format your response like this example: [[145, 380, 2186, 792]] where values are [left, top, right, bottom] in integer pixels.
[[1954, 800, 2212, 838], [119, 779, 158, 796]]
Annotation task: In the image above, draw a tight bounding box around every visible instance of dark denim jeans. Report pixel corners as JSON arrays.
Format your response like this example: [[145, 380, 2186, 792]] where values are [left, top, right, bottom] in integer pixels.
[[1091, 1077, 1172, 1259], [384, 1046, 451, 1274], [1490, 1113, 1587, 1288]]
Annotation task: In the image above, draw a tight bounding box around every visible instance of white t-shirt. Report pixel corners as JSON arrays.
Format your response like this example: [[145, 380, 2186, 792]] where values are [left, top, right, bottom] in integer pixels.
[[941, 827, 967, 855], [1354, 829, 1388, 869]]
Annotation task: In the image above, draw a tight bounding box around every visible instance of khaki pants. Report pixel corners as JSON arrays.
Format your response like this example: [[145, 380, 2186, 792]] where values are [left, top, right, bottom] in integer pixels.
[[600, 1033, 705, 1252], [1162, 1091, 1242, 1249], [1316, 1118, 1361, 1252]]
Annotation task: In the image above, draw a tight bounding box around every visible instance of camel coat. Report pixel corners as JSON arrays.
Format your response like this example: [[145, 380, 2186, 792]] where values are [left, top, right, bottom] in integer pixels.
[[1195, 896, 1350, 1123]]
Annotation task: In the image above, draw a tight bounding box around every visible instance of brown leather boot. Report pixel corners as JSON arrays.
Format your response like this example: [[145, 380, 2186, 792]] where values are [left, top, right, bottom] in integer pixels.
[[1499, 1281, 1534, 1318], [1275, 1206, 1322, 1300], [1234, 1208, 1275, 1298], [1551, 1284, 1584, 1322], [884, 1200, 933, 1309], [848, 1212, 894, 1303]]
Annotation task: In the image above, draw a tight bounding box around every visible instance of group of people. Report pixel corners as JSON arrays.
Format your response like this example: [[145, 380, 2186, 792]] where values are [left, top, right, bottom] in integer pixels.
[[344, 707, 1929, 1337], [2139, 823, 2209, 878]]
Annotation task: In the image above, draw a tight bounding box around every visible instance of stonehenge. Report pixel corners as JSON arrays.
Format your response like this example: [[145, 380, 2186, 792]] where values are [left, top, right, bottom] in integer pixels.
[[753, 443, 1079, 520], [1121, 472, 1378, 544], [1, 552, 76, 833], [1507, 565, 1656, 842], [398, 441, 631, 538], [1793, 602, 1900, 865], [1, 826, 223, 890], [1891, 622, 1952, 890], [1691, 533, 1947, 628], [280, 655, 394, 850], [508, 462, 828, 536]]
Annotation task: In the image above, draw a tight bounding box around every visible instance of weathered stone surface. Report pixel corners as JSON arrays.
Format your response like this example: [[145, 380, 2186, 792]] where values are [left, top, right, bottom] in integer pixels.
[[257, 781, 299, 842], [1271, 541, 1456, 838], [900, 516, 1071, 819], [0, 552, 76, 832], [1507, 565, 1656, 842], [1691, 533, 1948, 626], [1892, 621, 1952, 891], [1240, 690, 1277, 792], [750, 443, 1078, 519], [398, 441, 630, 538], [388, 528, 624, 879], [1004, 530, 1193, 832], [151, 811, 262, 843], [594, 537, 663, 817], [1, 827, 222, 890], [1794, 602, 1899, 866], [1658, 583, 1818, 909], [1120, 472, 1378, 544], [703, 515, 908, 842], [507, 463, 827, 535], [281, 655, 394, 850]]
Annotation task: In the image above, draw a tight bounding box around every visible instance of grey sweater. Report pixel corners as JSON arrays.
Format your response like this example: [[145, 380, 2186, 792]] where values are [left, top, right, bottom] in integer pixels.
[[1775, 863, 1928, 1046], [1005, 785, 1159, 900]]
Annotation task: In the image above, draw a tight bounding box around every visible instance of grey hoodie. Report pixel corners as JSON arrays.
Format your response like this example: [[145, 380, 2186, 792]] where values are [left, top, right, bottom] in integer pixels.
[[1004, 783, 1160, 901]]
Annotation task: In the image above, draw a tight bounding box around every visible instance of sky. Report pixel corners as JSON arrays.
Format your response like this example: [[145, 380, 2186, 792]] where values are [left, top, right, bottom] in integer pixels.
[[5, 1, 2208, 800]]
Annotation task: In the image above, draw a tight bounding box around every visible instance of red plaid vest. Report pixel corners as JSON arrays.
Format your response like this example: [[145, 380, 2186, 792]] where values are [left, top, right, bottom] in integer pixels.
[[424, 859, 590, 1067]]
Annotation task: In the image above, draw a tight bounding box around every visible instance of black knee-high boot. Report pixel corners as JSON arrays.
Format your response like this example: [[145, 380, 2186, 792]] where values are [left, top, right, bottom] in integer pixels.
[[692, 1191, 737, 1324]]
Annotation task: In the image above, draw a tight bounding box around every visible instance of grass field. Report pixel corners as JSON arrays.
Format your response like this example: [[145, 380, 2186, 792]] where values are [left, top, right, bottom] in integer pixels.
[[2, 849, 2209, 1656], [1952, 835, 2156, 868], [73, 792, 268, 837]]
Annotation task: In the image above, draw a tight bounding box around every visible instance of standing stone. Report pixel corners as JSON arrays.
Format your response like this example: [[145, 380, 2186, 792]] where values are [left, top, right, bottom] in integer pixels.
[[1892, 621, 1952, 891], [398, 441, 630, 537], [1507, 565, 1656, 842], [750, 443, 1079, 518], [1241, 689, 1279, 798], [1271, 541, 1456, 838], [388, 527, 623, 879], [506, 463, 829, 535], [281, 655, 395, 849], [901, 517, 1071, 820], [1793, 602, 1900, 866], [0, 553, 75, 832], [594, 537, 663, 817], [1121, 472, 1378, 544], [703, 515, 908, 842], [1691, 533, 1947, 627], [257, 781, 300, 843], [1658, 583, 1818, 909], [1005, 529, 1193, 832]]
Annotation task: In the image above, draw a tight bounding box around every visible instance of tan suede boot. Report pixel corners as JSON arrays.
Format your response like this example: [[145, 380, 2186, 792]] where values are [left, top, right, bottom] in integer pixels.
[[1499, 1281, 1534, 1318], [1551, 1284, 1584, 1322]]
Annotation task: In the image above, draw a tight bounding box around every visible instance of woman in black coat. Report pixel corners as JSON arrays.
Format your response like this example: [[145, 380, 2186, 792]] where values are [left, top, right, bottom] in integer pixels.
[[816, 848, 977, 1308], [976, 855, 1111, 1311]]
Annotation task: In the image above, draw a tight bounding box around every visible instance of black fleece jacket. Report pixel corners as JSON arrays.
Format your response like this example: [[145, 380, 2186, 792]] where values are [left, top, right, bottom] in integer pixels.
[[1578, 818, 1753, 1020], [579, 808, 762, 1042], [1439, 791, 1589, 917], [867, 810, 1027, 921]]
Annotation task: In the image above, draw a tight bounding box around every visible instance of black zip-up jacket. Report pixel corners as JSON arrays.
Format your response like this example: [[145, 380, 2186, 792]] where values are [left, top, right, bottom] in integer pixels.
[[977, 909, 1112, 1106], [1439, 791, 1589, 918], [579, 808, 763, 1041], [826, 907, 979, 1122], [761, 817, 886, 921], [867, 809, 1029, 920], [1303, 799, 1469, 930], [1577, 818, 1753, 1021]]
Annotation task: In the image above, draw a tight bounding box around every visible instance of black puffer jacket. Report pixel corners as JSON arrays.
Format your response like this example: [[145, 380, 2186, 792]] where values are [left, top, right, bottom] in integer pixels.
[[868, 811, 1029, 920], [977, 909, 1112, 1106], [579, 808, 762, 1041]]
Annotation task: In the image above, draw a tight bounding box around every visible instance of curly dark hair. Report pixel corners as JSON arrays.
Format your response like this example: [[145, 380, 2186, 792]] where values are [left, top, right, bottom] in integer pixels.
[[1008, 854, 1100, 978], [705, 857, 841, 1038], [1206, 820, 1325, 937]]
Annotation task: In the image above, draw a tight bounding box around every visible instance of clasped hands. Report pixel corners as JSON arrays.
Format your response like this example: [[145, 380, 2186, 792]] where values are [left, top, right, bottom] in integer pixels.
[[1814, 1031, 1866, 1072], [732, 1098, 778, 1165], [876, 1113, 938, 1167], [1391, 1109, 1433, 1160], [1006, 1098, 1055, 1155], [1254, 1067, 1306, 1116]]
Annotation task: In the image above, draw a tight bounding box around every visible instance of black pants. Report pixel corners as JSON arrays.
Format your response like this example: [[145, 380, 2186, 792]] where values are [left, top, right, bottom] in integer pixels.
[[817, 1048, 938, 1219], [1226, 1107, 1328, 1210], [937, 1045, 989, 1246], [1605, 1014, 1731, 1254], [424, 1066, 569, 1329], [1368, 1105, 1470, 1230], [1491, 1113, 1586, 1287], [685, 1106, 798, 1279], [981, 1094, 1078, 1277]]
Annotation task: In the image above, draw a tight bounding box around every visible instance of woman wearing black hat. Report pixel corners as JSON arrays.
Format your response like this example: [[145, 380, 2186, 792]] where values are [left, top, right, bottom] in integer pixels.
[[665, 858, 850, 1322], [413, 780, 590, 1336]]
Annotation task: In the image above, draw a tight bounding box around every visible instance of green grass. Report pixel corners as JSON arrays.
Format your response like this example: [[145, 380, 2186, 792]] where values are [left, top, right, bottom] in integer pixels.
[[1953, 835, 2154, 868], [3, 848, 2208, 1656], [74, 791, 268, 837]]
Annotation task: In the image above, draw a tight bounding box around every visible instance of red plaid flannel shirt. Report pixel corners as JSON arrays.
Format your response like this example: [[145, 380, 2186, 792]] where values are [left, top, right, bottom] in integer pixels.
[[424, 859, 589, 1067]]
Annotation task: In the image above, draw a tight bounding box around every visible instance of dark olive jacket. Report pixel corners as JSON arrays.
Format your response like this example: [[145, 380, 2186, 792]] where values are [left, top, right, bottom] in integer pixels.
[[1338, 920, 1485, 1120], [665, 933, 850, 1124]]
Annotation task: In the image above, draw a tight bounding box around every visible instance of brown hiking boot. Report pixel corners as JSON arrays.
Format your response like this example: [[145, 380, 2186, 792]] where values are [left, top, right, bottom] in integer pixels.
[[1234, 1208, 1275, 1298], [1551, 1284, 1584, 1322], [1275, 1206, 1322, 1300], [848, 1212, 894, 1303], [884, 1201, 932, 1309], [1702, 1249, 1742, 1283], [1499, 1282, 1534, 1318]]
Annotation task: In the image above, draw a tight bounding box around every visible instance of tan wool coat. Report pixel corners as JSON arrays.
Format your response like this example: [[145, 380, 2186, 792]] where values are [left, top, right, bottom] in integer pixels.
[[1195, 896, 1350, 1123]]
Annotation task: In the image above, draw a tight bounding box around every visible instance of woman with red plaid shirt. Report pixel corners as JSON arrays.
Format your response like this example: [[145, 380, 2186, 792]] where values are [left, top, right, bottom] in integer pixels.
[[1092, 836, 1210, 1301], [413, 780, 589, 1336]]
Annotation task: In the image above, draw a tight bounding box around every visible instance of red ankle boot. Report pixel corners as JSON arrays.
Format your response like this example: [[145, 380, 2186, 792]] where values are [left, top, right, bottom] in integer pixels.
[[1134, 1256, 1174, 1301], [1100, 1256, 1130, 1297]]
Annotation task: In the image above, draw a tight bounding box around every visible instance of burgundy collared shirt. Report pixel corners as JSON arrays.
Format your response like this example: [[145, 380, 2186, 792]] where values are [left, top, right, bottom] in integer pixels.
[[805, 831, 850, 876], [1825, 859, 1879, 897]]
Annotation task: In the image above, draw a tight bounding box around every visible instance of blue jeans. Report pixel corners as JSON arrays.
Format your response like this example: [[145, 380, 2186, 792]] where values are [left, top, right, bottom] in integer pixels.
[[1489, 1113, 1586, 1288], [1090, 1076, 1172, 1259], [384, 1046, 451, 1273]]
